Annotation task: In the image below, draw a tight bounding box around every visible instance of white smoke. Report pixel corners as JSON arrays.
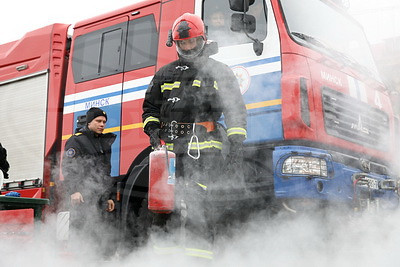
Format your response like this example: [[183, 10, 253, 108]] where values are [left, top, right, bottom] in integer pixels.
[[349, 0, 400, 45], [2, 207, 400, 266]]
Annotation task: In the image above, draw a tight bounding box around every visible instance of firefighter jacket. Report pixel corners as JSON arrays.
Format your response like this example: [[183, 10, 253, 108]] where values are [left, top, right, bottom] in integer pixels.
[[62, 126, 116, 203], [142, 56, 247, 153]]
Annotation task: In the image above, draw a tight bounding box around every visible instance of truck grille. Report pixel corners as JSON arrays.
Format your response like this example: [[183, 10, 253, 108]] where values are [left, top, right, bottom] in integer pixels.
[[322, 87, 389, 151]]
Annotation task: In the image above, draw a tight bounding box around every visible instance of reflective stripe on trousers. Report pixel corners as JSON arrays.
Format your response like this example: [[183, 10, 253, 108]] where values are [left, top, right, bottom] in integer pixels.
[[153, 245, 214, 260]]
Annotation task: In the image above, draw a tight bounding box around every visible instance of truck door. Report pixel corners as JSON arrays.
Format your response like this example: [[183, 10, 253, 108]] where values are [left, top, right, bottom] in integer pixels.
[[203, 0, 282, 143], [120, 3, 161, 174], [66, 16, 129, 176]]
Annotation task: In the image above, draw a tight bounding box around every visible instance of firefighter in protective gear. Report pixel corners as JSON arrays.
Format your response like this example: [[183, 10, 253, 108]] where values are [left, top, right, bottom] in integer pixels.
[[142, 13, 247, 259], [143, 12, 246, 154]]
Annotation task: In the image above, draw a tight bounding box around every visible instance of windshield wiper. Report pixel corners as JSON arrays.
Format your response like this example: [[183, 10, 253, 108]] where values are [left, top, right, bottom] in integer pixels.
[[291, 32, 330, 51]]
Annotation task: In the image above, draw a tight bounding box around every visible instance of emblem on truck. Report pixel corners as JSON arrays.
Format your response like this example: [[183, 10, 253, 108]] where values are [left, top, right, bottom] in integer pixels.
[[232, 66, 251, 95], [351, 115, 369, 135]]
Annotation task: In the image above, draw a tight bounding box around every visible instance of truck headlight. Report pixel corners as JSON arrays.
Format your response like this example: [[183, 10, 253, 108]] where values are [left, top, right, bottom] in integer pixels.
[[282, 156, 328, 177]]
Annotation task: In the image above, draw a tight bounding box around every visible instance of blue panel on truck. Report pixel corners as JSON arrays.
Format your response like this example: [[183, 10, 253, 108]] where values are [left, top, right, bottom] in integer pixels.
[[238, 59, 282, 143], [246, 108, 283, 143]]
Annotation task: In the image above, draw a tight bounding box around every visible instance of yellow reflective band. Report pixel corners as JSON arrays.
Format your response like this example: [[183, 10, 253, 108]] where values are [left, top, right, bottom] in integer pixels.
[[192, 80, 201, 87], [161, 81, 181, 93], [143, 116, 160, 128], [227, 127, 247, 137], [166, 143, 174, 150], [185, 248, 214, 260], [214, 81, 218, 90], [196, 182, 207, 190], [188, 140, 222, 150]]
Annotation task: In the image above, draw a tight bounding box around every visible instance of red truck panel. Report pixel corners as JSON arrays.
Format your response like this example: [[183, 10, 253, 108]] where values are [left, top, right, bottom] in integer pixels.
[[0, 209, 34, 240]]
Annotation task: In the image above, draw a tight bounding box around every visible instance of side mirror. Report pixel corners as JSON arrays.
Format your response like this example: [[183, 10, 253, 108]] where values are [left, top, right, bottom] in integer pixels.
[[229, 0, 255, 12], [230, 14, 256, 34]]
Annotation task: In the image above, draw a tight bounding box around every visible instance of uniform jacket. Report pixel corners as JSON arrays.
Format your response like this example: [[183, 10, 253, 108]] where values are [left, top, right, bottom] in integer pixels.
[[62, 126, 116, 203], [0, 143, 9, 178], [142, 56, 247, 152]]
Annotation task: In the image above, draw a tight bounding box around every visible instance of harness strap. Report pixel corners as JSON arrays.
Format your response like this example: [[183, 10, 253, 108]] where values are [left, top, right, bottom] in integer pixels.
[[161, 121, 216, 140]]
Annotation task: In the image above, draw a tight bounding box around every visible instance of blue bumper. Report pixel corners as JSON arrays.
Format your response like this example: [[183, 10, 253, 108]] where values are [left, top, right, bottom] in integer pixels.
[[273, 146, 399, 209]]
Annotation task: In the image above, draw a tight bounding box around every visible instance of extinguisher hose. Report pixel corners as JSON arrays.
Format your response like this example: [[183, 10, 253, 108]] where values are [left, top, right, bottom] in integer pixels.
[[164, 145, 171, 179]]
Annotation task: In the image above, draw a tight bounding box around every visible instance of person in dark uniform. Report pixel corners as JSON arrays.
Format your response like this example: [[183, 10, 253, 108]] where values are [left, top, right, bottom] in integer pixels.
[[62, 107, 117, 258], [0, 143, 10, 180], [142, 13, 247, 259]]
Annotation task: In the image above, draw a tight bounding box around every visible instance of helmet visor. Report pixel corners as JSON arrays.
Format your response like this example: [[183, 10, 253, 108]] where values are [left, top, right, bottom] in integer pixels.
[[176, 37, 205, 59]]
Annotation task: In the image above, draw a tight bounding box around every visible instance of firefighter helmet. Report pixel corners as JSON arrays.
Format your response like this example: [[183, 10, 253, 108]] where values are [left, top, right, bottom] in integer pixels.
[[172, 13, 206, 59]]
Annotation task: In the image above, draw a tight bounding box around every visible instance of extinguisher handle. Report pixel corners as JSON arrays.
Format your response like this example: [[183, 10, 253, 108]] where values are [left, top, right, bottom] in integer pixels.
[[154, 140, 165, 151]]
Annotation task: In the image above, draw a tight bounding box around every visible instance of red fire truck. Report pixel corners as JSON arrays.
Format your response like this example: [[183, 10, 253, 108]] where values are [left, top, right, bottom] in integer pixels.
[[0, 0, 398, 239]]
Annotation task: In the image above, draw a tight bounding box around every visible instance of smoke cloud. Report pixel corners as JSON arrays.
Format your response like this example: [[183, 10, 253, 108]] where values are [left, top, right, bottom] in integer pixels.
[[349, 0, 400, 45], [2, 206, 400, 266]]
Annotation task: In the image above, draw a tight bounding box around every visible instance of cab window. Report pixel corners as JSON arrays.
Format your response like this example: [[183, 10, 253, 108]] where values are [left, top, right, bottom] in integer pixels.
[[72, 22, 127, 83], [125, 15, 158, 71], [203, 0, 268, 47], [72, 14, 158, 83]]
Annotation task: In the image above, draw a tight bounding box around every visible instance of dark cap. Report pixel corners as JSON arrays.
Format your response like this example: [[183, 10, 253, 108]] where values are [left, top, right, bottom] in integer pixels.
[[86, 107, 107, 124]]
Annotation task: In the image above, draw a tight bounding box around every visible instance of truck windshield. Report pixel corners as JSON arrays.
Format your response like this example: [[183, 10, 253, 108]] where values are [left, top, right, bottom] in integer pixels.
[[280, 0, 380, 79], [203, 0, 267, 47]]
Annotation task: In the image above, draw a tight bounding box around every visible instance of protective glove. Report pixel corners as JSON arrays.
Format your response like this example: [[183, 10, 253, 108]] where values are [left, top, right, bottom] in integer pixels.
[[227, 134, 245, 166], [144, 122, 161, 148], [228, 133, 246, 144], [149, 128, 161, 149], [223, 135, 246, 186], [227, 142, 244, 165]]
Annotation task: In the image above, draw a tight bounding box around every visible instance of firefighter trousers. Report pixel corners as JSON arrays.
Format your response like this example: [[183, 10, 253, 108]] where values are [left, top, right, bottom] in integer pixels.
[[151, 150, 223, 259]]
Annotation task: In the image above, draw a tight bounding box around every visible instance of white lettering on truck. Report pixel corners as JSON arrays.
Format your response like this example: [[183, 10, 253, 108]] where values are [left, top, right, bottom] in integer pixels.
[[321, 70, 342, 87], [84, 98, 110, 109]]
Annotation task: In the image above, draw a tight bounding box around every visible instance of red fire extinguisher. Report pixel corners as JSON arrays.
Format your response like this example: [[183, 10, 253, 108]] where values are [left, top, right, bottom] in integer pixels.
[[148, 145, 176, 213]]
